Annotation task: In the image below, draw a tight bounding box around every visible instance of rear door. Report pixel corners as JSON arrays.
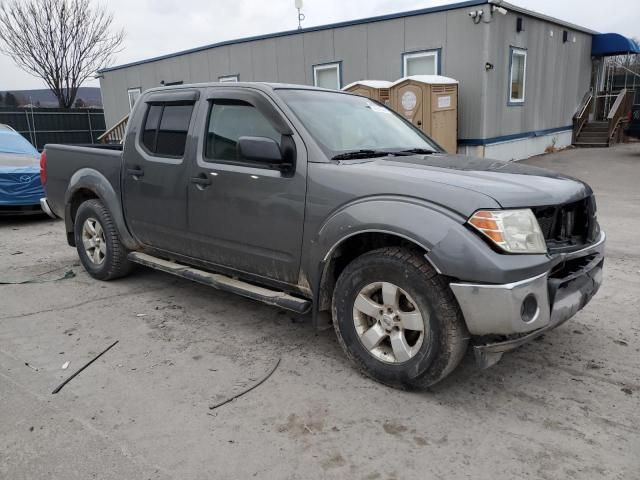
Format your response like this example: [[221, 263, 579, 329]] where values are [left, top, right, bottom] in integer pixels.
[[122, 89, 199, 252], [186, 88, 307, 285]]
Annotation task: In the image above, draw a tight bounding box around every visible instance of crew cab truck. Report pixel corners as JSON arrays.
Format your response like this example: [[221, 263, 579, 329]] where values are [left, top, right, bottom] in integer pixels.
[[40, 83, 605, 389]]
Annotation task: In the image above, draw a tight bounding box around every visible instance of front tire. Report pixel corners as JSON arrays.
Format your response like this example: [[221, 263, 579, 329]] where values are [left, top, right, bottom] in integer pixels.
[[74, 199, 132, 281], [332, 247, 469, 389]]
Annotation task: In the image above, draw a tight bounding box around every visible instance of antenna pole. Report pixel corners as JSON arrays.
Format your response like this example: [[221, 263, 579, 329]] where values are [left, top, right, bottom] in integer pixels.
[[297, 8, 305, 29]]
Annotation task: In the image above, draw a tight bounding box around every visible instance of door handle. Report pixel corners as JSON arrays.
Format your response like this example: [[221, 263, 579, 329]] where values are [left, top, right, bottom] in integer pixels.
[[127, 167, 144, 178], [190, 173, 212, 187]]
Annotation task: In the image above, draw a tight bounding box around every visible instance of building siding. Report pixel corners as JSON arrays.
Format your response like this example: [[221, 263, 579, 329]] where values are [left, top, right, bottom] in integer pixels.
[[483, 10, 592, 139], [99, 3, 592, 153]]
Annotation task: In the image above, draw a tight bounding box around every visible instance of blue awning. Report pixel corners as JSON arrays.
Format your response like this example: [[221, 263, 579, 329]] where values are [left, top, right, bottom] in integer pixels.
[[592, 33, 640, 57]]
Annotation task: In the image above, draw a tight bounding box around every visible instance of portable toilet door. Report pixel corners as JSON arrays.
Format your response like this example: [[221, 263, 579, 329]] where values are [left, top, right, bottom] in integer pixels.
[[342, 80, 392, 105], [430, 83, 458, 154], [389, 75, 459, 153]]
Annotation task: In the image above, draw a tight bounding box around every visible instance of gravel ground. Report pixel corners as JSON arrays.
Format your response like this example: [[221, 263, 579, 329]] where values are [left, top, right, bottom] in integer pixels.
[[1, 144, 638, 480]]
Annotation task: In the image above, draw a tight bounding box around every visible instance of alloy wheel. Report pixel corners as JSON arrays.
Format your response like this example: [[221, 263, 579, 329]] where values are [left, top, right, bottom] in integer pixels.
[[81, 217, 107, 265], [352, 282, 427, 364]]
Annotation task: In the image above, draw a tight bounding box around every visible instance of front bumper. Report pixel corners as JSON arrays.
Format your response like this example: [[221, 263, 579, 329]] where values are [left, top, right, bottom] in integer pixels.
[[450, 232, 605, 368]]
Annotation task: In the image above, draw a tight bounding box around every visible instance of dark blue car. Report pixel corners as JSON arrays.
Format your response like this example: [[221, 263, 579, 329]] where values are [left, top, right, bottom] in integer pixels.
[[0, 124, 44, 214], [625, 106, 640, 140]]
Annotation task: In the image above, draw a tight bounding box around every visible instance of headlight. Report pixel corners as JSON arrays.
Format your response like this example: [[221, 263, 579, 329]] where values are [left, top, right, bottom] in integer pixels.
[[468, 209, 547, 254]]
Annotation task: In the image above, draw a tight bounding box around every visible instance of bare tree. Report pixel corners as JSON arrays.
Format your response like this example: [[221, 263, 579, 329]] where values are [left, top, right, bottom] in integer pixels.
[[0, 0, 123, 109]]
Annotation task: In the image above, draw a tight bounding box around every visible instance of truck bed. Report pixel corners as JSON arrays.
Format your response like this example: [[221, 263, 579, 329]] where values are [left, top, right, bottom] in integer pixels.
[[44, 144, 123, 219]]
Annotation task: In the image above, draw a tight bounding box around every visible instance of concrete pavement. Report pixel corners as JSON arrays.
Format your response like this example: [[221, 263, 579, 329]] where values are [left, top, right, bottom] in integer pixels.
[[1, 144, 638, 479]]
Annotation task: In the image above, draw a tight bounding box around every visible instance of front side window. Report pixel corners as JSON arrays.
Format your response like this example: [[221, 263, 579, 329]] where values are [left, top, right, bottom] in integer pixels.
[[128, 88, 141, 110], [141, 103, 194, 157], [278, 89, 437, 156], [403, 50, 439, 76], [313, 62, 341, 90], [509, 48, 527, 104], [205, 100, 280, 162]]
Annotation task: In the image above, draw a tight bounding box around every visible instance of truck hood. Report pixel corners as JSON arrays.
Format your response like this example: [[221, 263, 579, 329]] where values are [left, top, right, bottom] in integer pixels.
[[350, 154, 592, 208]]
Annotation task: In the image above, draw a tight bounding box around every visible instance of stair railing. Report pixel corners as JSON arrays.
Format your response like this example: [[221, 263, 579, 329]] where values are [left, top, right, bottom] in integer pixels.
[[607, 88, 632, 145], [98, 114, 130, 144], [572, 89, 593, 144]]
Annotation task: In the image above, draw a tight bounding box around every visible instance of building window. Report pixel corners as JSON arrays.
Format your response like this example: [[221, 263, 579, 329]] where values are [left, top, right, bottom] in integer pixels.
[[313, 62, 341, 90], [219, 74, 239, 83], [509, 47, 527, 104], [402, 50, 439, 77], [141, 103, 194, 158], [127, 88, 141, 110]]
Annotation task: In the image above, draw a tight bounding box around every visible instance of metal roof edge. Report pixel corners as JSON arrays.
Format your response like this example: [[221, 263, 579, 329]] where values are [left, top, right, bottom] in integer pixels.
[[98, 0, 488, 74], [496, 1, 598, 35], [98, 0, 599, 75]]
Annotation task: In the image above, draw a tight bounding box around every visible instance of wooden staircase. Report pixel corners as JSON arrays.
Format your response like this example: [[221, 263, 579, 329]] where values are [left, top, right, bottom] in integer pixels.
[[572, 88, 633, 148], [97, 114, 129, 144], [574, 121, 609, 147]]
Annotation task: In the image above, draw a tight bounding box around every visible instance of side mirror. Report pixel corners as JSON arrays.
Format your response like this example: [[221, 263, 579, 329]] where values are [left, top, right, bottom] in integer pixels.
[[237, 136, 283, 165]]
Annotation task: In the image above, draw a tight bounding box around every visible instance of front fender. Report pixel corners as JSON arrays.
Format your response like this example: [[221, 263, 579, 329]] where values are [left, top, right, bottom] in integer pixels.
[[64, 168, 139, 250], [307, 196, 466, 290]]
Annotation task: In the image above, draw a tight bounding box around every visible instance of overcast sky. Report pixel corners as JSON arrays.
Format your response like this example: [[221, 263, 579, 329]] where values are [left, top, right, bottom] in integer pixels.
[[1, 0, 638, 90]]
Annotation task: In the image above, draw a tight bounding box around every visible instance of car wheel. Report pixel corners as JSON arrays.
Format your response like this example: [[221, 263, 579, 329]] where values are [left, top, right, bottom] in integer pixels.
[[74, 199, 132, 281], [332, 247, 469, 389]]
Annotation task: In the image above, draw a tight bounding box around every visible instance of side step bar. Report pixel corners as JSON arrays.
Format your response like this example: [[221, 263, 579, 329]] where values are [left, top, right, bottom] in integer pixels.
[[128, 252, 311, 314]]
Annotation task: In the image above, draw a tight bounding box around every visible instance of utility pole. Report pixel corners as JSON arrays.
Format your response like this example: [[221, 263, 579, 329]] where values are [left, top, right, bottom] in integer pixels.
[[295, 0, 305, 30]]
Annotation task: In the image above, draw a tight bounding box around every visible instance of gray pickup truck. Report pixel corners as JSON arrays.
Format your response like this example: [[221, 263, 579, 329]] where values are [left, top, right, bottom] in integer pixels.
[[40, 82, 605, 389]]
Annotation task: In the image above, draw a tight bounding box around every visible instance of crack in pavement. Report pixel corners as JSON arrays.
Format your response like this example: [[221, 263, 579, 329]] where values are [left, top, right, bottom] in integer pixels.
[[0, 284, 180, 322], [519, 355, 640, 390]]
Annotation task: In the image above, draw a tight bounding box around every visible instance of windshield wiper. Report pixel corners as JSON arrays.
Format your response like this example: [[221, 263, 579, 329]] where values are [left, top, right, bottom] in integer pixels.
[[331, 150, 393, 160], [394, 148, 436, 155]]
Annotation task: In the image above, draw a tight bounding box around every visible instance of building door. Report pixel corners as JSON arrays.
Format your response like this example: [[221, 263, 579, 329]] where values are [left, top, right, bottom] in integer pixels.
[[396, 84, 425, 130], [186, 89, 307, 285]]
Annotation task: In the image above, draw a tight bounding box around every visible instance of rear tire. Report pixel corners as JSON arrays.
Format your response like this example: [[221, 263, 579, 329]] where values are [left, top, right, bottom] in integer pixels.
[[74, 199, 132, 281], [332, 247, 468, 389]]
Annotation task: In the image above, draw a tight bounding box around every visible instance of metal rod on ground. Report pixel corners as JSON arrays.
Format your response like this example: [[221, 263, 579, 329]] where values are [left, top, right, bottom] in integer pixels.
[[209, 358, 281, 411], [51, 340, 119, 394]]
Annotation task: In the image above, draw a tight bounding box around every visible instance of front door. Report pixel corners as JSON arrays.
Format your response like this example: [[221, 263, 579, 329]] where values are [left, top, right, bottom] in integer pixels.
[[186, 89, 307, 285], [122, 90, 199, 252]]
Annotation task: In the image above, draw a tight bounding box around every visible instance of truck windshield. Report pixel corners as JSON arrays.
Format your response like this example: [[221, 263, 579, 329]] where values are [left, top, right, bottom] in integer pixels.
[[278, 89, 439, 158]]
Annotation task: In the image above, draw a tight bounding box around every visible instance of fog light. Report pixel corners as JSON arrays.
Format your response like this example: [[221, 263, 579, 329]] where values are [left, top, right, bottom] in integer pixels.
[[521, 294, 538, 323]]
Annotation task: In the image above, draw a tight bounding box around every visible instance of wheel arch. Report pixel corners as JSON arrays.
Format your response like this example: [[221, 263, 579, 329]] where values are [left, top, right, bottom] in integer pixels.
[[64, 168, 138, 250], [314, 230, 438, 324]]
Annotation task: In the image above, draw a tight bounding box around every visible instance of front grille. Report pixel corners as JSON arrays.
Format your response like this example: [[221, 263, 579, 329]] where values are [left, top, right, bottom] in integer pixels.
[[549, 253, 598, 279], [532, 196, 598, 253]]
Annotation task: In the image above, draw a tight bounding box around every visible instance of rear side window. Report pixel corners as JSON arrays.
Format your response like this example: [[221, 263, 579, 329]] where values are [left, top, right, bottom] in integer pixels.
[[141, 103, 194, 157], [205, 100, 280, 162], [142, 105, 162, 152]]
